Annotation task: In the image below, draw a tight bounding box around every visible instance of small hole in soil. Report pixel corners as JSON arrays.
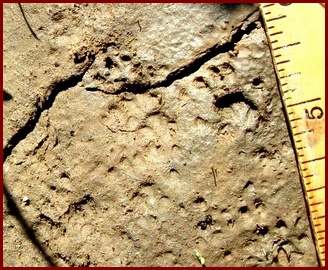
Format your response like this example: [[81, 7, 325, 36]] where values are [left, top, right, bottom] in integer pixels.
[[220, 62, 234, 71], [105, 57, 114, 69], [60, 172, 70, 178], [114, 78, 127, 82], [239, 206, 248, 214], [294, 216, 301, 226], [223, 250, 231, 256], [140, 181, 154, 187], [254, 225, 269, 236], [227, 218, 234, 226], [209, 66, 220, 73], [170, 168, 179, 174], [194, 196, 205, 203], [132, 191, 139, 198], [50, 185, 56, 190], [197, 215, 213, 230], [243, 180, 253, 189], [298, 233, 307, 240], [121, 55, 131, 61], [252, 77, 264, 86], [195, 76, 205, 82], [275, 219, 287, 228], [108, 166, 115, 172]]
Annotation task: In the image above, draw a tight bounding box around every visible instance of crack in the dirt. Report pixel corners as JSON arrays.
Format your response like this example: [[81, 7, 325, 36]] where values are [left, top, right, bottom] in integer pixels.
[[86, 10, 259, 96], [154, 14, 259, 88], [3, 55, 96, 163], [3, 11, 258, 163]]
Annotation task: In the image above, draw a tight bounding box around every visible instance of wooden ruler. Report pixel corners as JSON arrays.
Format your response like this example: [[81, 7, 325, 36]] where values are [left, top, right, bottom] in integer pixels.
[[260, 3, 325, 266]]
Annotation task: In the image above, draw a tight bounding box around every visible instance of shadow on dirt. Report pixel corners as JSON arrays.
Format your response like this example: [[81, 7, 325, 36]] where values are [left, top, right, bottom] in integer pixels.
[[3, 183, 57, 266], [3, 90, 13, 101]]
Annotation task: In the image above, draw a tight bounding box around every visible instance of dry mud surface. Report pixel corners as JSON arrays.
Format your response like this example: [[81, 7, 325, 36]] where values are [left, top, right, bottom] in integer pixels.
[[3, 3, 318, 266]]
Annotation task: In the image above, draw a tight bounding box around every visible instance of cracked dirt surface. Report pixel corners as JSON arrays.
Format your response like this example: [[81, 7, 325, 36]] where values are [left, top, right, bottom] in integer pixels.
[[3, 3, 318, 266]]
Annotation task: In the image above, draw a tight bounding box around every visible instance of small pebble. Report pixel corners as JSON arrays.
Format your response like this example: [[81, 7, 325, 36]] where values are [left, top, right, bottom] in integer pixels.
[[54, 61, 60, 67], [22, 196, 30, 205]]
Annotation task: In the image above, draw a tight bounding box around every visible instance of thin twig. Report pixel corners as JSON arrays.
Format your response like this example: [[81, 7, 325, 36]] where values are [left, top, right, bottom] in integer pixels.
[[18, 3, 40, 40], [211, 166, 217, 187], [137, 20, 142, 31]]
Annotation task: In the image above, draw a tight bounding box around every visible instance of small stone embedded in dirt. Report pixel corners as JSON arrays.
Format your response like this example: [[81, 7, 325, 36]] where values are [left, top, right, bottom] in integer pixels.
[[22, 196, 30, 206]]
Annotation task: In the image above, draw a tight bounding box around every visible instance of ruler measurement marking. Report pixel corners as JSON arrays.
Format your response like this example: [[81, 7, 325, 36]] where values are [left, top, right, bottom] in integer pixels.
[[280, 72, 301, 79], [309, 201, 322, 207], [287, 97, 321, 108], [290, 117, 302, 122], [262, 3, 275, 8], [301, 156, 325, 164], [294, 129, 314, 136], [267, 15, 287, 22], [307, 186, 325, 193], [270, 31, 283, 36], [283, 88, 295, 94], [273, 42, 301, 51], [304, 174, 314, 178], [313, 215, 325, 220], [277, 60, 290, 65]]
